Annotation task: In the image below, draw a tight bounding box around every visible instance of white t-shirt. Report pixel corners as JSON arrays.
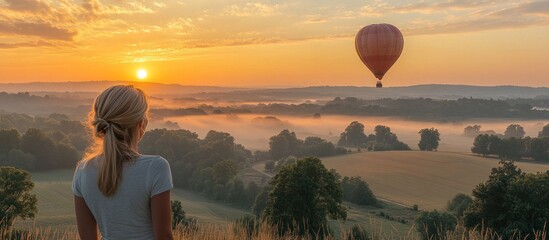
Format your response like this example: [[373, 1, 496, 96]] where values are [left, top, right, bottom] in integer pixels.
[[72, 155, 173, 240]]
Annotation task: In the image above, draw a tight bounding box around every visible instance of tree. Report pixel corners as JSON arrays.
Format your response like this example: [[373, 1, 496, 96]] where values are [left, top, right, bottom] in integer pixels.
[[341, 176, 377, 206], [499, 137, 524, 160], [171, 200, 186, 229], [264, 157, 346, 236], [464, 161, 549, 238], [463, 161, 523, 236], [213, 160, 237, 184], [252, 187, 271, 217], [0, 129, 20, 154], [374, 125, 396, 144], [539, 123, 549, 138], [504, 124, 525, 139], [369, 125, 410, 151], [530, 137, 549, 161], [20, 128, 57, 170], [338, 121, 367, 147], [446, 193, 472, 218], [463, 125, 481, 138], [418, 128, 441, 151], [0, 167, 38, 232], [269, 130, 301, 160], [415, 210, 457, 240], [1, 149, 35, 171], [471, 134, 490, 156]]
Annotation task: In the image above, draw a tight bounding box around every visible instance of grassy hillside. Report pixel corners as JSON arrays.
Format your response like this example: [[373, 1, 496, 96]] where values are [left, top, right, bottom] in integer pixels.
[[16, 168, 420, 238], [15, 170, 249, 230], [321, 151, 549, 210]]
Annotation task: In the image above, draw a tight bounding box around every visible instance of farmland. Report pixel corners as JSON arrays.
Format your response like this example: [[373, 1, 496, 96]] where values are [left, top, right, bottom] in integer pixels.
[[321, 151, 549, 210]]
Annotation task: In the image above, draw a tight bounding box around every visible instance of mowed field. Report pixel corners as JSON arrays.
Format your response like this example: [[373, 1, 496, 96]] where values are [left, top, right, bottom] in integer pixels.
[[15, 170, 249, 230], [321, 151, 549, 210]]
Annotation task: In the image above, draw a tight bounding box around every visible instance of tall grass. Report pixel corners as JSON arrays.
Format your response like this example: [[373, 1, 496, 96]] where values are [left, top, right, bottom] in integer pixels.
[[2, 223, 546, 240]]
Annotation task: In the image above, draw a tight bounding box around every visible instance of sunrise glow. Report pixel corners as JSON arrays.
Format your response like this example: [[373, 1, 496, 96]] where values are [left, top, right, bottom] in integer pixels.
[[0, 0, 547, 87], [137, 69, 148, 80]]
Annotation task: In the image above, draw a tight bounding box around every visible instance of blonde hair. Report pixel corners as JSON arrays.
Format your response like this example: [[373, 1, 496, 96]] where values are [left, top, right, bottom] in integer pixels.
[[84, 85, 149, 197]]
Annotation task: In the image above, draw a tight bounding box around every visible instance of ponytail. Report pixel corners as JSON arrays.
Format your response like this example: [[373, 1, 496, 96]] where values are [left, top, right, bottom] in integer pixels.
[[84, 85, 148, 197]]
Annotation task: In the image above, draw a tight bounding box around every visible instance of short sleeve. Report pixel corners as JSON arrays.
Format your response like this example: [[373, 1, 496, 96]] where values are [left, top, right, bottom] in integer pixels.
[[72, 163, 83, 197], [150, 157, 173, 197]]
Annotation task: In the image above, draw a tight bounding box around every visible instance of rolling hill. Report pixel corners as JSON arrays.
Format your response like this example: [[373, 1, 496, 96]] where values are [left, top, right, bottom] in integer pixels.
[[321, 151, 549, 210]]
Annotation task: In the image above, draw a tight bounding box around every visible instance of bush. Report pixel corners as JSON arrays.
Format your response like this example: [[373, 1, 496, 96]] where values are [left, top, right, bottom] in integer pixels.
[[446, 193, 472, 218], [415, 210, 457, 240]]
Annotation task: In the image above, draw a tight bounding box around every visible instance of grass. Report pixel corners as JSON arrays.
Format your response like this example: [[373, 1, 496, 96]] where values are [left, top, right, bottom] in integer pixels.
[[320, 151, 549, 210], [4, 223, 547, 240]]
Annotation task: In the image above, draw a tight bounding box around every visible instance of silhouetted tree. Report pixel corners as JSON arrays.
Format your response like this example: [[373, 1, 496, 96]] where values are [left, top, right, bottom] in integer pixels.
[[338, 121, 367, 147], [504, 124, 525, 139], [463, 125, 481, 138], [471, 134, 490, 156], [269, 130, 301, 160], [530, 137, 549, 161], [539, 123, 549, 138], [418, 128, 441, 151]]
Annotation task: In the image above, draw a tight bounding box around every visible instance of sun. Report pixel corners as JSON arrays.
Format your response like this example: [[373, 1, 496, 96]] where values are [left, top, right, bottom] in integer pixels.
[[136, 69, 148, 80]]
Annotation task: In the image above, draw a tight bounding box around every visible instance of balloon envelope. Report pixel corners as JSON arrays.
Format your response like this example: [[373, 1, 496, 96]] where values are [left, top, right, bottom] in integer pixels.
[[355, 24, 404, 81]]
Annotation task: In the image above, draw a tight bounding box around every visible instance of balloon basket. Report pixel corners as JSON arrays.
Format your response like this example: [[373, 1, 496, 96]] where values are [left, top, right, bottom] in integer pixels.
[[376, 81, 383, 88]]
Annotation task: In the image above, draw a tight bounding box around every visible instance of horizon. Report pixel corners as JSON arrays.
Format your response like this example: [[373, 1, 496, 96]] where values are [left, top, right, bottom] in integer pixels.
[[1, 80, 549, 89], [0, 0, 548, 87]]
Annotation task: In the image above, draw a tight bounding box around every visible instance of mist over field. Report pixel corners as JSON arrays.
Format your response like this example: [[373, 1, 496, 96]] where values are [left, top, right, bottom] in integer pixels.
[[162, 114, 547, 152]]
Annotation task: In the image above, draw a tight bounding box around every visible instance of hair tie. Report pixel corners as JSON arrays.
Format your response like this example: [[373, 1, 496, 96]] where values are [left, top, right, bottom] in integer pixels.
[[96, 117, 112, 133]]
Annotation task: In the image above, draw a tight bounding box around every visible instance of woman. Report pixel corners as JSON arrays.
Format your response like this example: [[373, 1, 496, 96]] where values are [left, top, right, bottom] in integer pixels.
[[72, 85, 174, 240]]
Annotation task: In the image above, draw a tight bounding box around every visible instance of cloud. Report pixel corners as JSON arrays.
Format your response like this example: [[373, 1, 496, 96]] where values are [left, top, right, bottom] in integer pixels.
[[223, 3, 280, 17], [404, 1, 549, 36], [0, 20, 77, 40], [4, 0, 51, 13], [0, 40, 54, 48], [303, 17, 326, 24], [393, 0, 495, 13]]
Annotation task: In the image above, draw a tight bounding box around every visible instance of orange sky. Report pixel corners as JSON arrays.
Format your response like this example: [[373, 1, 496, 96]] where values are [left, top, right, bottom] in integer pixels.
[[0, 0, 548, 87]]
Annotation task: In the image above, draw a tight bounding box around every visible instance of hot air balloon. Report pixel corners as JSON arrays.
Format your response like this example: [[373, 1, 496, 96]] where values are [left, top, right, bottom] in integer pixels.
[[355, 24, 404, 88]]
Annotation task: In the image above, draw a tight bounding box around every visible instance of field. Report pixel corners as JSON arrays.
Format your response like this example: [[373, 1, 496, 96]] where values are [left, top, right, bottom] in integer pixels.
[[320, 151, 549, 210], [15, 168, 419, 238], [15, 170, 249, 230]]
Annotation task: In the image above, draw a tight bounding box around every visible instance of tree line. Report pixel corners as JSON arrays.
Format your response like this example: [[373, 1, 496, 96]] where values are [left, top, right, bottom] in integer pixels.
[[471, 123, 549, 161]]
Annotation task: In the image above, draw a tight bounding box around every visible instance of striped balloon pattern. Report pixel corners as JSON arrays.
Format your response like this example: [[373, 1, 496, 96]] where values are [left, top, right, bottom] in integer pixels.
[[355, 24, 404, 87]]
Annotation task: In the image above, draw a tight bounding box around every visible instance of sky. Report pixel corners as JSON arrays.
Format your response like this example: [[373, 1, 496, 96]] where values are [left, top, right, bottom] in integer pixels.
[[0, 0, 548, 87]]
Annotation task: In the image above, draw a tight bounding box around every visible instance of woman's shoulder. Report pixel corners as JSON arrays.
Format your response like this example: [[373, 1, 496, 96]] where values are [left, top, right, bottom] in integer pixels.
[[137, 155, 170, 167]]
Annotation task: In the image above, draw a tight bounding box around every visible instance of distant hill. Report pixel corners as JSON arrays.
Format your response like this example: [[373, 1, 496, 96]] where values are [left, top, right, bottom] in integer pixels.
[[186, 85, 549, 101], [0, 81, 547, 100], [0, 81, 248, 96]]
